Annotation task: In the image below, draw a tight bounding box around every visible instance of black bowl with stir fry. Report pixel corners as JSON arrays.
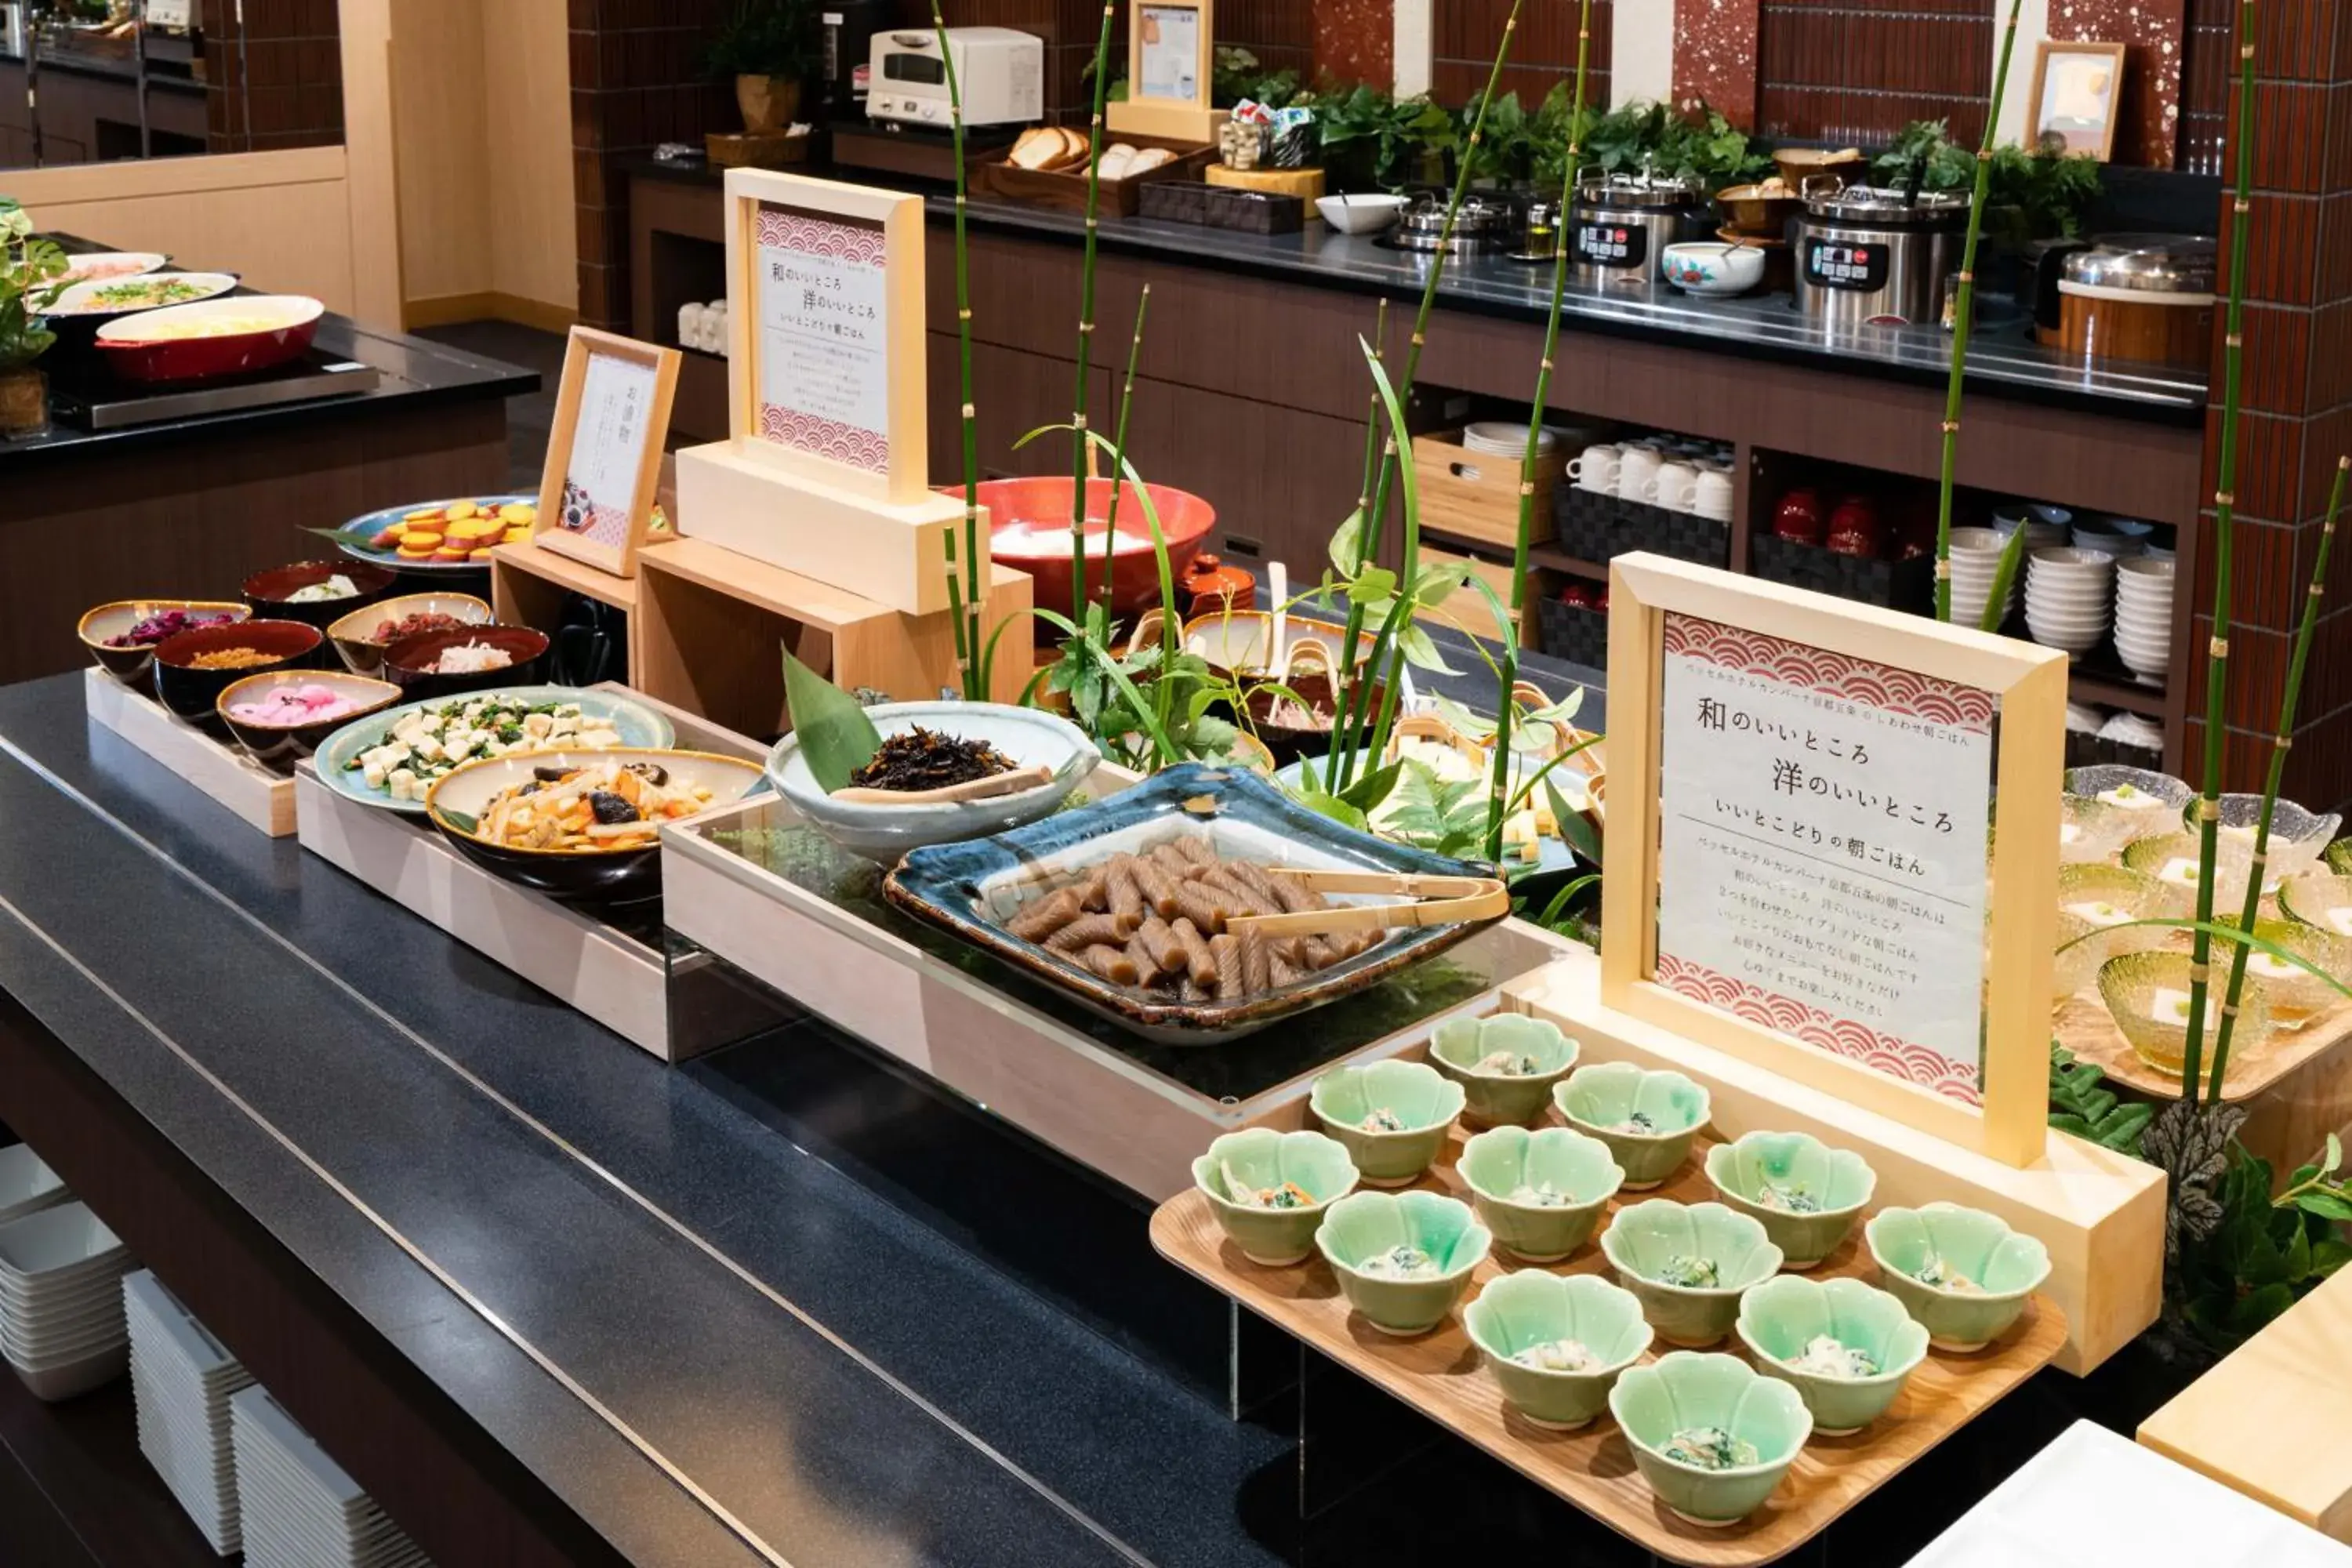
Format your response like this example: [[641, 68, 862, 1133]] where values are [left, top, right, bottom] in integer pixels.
[[423, 746, 765, 899]]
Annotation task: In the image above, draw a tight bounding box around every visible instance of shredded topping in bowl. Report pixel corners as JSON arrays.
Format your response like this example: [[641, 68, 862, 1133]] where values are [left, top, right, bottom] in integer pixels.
[[1755, 1180, 1823, 1214], [1218, 1160, 1313, 1210], [1662, 1426, 1759, 1471], [283, 574, 360, 604], [1356, 1244, 1440, 1281], [1512, 1338, 1595, 1372], [104, 608, 232, 648], [1914, 1254, 1983, 1293], [1613, 1111, 1658, 1134], [1505, 1181, 1571, 1208], [1659, 1254, 1721, 1288], [1359, 1107, 1407, 1134], [1474, 1050, 1544, 1076], [1788, 1334, 1878, 1379]]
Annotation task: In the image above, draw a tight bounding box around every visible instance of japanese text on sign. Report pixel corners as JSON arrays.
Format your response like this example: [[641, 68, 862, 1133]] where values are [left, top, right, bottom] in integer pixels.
[[754, 205, 891, 472]]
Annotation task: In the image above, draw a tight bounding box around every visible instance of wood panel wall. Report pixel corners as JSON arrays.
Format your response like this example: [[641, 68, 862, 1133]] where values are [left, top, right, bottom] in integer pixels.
[[1430, 0, 1613, 109], [1757, 0, 1994, 147]]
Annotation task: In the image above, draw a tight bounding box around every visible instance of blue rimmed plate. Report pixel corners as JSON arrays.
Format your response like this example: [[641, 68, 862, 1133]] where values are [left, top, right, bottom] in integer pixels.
[[882, 763, 1505, 1043], [328, 494, 539, 575], [310, 685, 677, 815]]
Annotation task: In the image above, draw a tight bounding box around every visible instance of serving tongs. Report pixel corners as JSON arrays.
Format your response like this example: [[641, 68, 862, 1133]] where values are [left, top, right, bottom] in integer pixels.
[[1228, 868, 1508, 940]]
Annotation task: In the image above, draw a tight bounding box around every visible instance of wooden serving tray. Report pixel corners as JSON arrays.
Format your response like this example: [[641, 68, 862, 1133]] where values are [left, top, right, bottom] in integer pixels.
[[1151, 1126, 2066, 1566], [2058, 988, 2352, 1105], [981, 133, 1214, 217], [83, 666, 296, 837]]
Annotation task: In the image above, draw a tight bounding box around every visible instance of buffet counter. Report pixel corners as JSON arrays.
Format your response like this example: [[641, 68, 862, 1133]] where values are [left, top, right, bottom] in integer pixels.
[[0, 659, 2202, 1567]]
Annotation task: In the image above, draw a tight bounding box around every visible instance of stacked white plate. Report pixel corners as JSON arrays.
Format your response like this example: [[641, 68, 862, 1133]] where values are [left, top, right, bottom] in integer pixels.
[[1462, 420, 1557, 458], [1947, 526, 2016, 629], [0, 1200, 132, 1402], [2072, 515, 2154, 559], [230, 1385, 432, 1568], [0, 1145, 68, 1228], [127, 1270, 255, 1555], [2024, 546, 2117, 657], [2114, 555, 2176, 685]]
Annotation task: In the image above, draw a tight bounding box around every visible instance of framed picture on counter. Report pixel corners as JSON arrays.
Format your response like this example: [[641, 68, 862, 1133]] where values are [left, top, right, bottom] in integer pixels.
[[2028, 41, 2128, 162], [533, 326, 680, 578], [1106, 0, 1225, 144], [1599, 554, 2069, 1167]]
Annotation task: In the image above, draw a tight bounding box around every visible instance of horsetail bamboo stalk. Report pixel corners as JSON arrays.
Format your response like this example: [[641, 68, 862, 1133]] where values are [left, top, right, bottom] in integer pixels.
[[933, 0, 985, 699], [2210, 457, 2347, 1101], [1068, 0, 1120, 624], [2181, 0, 2259, 1106], [1485, 0, 1595, 862], [1933, 0, 2026, 625], [1350, 297, 1392, 569], [1102, 287, 1173, 735], [1328, 3, 1524, 794]]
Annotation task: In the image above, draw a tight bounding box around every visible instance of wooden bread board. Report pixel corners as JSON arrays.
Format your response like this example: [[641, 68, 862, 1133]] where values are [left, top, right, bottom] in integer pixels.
[[1205, 164, 1327, 203], [1413, 429, 1565, 550], [83, 666, 296, 837], [982, 132, 1214, 217], [1150, 1124, 2066, 1567]]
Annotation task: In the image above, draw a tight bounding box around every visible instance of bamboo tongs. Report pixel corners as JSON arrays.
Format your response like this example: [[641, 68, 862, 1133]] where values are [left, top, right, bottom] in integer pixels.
[[1228, 868, 1508, 940]]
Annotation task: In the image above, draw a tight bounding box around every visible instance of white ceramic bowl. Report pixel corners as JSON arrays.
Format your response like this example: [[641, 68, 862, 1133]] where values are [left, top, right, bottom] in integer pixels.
[[768, 700, 1100, 861], [1317, 194, 1408, 234], [1662, 241, 1768, 296]]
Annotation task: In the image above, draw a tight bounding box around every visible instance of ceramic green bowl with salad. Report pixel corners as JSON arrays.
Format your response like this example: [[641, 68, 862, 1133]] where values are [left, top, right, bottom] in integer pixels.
[[1554, 1063, 1710, 1189], [1703, 1131, 1875, 1270], [1308, 1060, 1464, 1186], [1457, 1125, 1622, 1262], [1599, 1199, 1783, 1347], [1737, 1275, 1928, 1436], [1463, 1270, 1652, 1431], [1191, 1128, 1359, 1265], [1608, 1352, 1812, 1526], [1427, 1013, 1580, 1127], [1314, 1189, 1490, 1336], [1864, 1202, 2050, 1351]]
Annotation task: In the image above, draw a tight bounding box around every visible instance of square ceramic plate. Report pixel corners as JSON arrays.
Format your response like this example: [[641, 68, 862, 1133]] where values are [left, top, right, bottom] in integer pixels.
[[884, 764, 1504, 1044]]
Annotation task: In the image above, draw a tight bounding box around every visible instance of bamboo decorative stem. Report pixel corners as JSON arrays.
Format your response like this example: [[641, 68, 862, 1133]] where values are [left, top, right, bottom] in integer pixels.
[[2182, 0, 2259, 1105], [1068, 0, 1120, 624], [1105, 287, 1178, 737], [933, 2, 984, 698], [1327, 4, 1524, 793], [1484, 0, 1594, 862], [2209, 457, 2343, 1099], [1933, 0, 2026, 625]]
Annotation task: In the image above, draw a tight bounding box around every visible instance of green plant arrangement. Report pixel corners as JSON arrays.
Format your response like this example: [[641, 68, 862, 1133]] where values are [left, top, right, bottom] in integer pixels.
[[1317, 84, 1457, 193], [1454, 89, 1534, 187], [0, 198, 66, 371], [1874, 119, 2103, 243], [1531, 98, 1769, 193], [702, 0, 818, 84], [928, 2, 987, 701]]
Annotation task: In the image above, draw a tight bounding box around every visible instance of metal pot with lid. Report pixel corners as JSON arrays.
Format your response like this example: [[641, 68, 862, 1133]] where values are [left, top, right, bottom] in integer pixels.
[[2055, 233, 2219, 368], [1388, 189, 1516, 256], [1569, 167, 1714, 289], [1790, 177, 1972, 326]]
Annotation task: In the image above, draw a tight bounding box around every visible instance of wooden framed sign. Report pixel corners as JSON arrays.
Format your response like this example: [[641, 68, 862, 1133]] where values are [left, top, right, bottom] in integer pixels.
[[723, 167, 929, 507], [534, 326, 680, 579], [1106, 0, 1225, 144], [2027, 40, 2127, 162], [1599, 554, 2068, 1167]]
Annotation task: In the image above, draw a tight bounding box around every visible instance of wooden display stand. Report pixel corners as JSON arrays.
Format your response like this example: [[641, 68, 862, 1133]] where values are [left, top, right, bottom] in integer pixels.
[[1154, 1116, 2067, 1567], [1104, 0, 1228, 146], [1204, 165, 1326, 204], [2138, 1265, 2352, 1542], [83, 668, 296, 837], [1413, 428, 1564, 549]]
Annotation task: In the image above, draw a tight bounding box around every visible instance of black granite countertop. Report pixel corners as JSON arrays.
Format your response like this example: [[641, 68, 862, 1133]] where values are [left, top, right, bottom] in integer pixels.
[[629, 154, 2208, 423]]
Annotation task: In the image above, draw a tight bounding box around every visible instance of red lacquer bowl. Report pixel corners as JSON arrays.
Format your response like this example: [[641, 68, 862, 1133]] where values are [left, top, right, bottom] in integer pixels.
[[95, 295, 325, 384], [974, 477, 1217, 618]]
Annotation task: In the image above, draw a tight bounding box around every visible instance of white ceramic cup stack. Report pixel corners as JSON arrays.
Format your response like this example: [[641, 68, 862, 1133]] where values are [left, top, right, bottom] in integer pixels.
[[2024, 546, 2118, 657], [127, 1269, 256, 1555], [231, 1385, 433, 1568], [0, 1200, 133, 1402], [1568, 442, 1621, 494], [2114, 555, 2176, 684], [1946, 527, 2014, 630]]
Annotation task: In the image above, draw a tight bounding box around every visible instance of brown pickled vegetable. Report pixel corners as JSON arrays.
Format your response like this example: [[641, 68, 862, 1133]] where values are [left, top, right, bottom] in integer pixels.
[[849, 727, 1017, 792]]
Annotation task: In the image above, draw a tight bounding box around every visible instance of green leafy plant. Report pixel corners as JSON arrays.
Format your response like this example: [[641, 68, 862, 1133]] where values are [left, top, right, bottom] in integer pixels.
[[781, 648, 883, 789], [1213, 46, 1302, 109], [1874, 119, 2103, 242], [0, 199, 67, 371], [1316, 84, 1457, 192], [2046, 1042, 2151, 1154], [1455, 89, 1534, 186], [2156, 1112, 2351, 1352], [700, 0, 818, 82], [1532, 98, 1769, 192]]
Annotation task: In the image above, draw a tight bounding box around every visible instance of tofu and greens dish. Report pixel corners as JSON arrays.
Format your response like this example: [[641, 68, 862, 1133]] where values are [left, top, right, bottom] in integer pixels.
[[343, 698, 626, 803]]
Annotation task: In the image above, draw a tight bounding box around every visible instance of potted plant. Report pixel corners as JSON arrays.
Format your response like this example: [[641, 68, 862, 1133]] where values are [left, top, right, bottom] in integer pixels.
[[0, 198, 66, 441], [703, 0, 818, 136]]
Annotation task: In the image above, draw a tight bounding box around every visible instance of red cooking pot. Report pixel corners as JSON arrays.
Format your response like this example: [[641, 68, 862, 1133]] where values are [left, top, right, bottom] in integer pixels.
[[96, 294, 325, 384], [974, 477, 1218, 619]]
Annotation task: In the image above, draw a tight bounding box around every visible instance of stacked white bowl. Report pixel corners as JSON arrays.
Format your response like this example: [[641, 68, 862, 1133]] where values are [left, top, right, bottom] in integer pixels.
[[231, 1385, 433, 1568], [2024, 547, 2118, 657], [1992, 505, 2073, 560], [128, 1269, 256, 1555], [2114, 555, 2176, 684], [0, 1200, 133, 1402], [2073, 515, 2154, 559], [1947, 527, 2015, 629]]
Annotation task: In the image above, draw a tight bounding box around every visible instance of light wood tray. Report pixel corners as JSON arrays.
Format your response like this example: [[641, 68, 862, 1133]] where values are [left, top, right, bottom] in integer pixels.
[[1151, 1127, 2066, 1566], [2058, 988, 2352, 1104], [83, 666, 296, 837]]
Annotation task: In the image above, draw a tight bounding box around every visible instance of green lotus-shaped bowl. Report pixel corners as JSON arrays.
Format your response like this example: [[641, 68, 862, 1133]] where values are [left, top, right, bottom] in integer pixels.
[[1703, 1131, 1875, 1270], [1463, 1270, 1652, 1430], [1309, 1060, 1465, 1186], [1315, 1189, 1491, 1337], [1736, 1275, 1929, 1435], [1457, 1125, 1624, 1262], [1599, 1199, 1783, 1347], [1608, 1351, 1813, 1526], [1554, 1063, 1710, 1189], [1428, 1013, 1581, 1127], [1864, 1202, 2051, 1351], [1192, 1128, 1359, 1265]]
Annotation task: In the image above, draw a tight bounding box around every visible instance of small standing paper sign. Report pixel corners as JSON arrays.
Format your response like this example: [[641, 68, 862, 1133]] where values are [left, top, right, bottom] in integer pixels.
[[1107, 0, 1224, 143], [534, 327, 680, 578]]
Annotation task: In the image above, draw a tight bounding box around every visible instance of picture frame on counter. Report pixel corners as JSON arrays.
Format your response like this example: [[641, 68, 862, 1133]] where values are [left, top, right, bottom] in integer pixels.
[[533, 326, 680, 579], [1599, 553, 2069, 1167], [2027, 40, 2128, 162], [722, 167, 931, 507], [1105, 0, 1227, 145]]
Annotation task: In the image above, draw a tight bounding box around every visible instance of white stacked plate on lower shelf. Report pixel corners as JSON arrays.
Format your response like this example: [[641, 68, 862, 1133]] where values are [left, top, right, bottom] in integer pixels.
[[0, 1200, 132, 1402], [125, 1269, 255, 1555], [230, 1385, 432, 1568], [0, 1145, 70, 1228]]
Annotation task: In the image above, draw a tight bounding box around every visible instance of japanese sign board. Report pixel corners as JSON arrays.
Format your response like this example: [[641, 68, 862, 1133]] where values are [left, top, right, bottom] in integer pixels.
[[532, 327, 679, 579], [1601, 554, 2067, 1167], [721, 169, 929, 506], [1107, 0, 1223, 143]]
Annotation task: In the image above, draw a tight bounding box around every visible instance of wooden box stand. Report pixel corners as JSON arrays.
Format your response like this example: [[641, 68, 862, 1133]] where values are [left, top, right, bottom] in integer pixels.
[[83, 667, 296, 837], [1413, 428, 1565, 550]]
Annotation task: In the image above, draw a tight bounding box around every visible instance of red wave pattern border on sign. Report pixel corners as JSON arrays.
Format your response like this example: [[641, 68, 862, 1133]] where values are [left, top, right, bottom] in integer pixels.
[[1654, 954, 1984, 1106], [760, 405, 890, 474], [1662, 613, 1996, 731], [755, 205, 887, 267]]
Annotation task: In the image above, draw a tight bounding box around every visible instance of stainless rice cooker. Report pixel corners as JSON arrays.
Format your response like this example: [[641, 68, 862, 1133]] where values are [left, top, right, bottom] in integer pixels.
[[1570, 170, 1713, 290], [1790, 180, 1971, 327]]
